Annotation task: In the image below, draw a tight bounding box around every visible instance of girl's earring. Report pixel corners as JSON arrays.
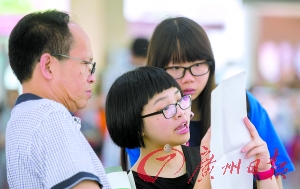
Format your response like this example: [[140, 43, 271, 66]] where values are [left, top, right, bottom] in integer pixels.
[[190, 112, 194, 119], [164, 144, 171, 153]]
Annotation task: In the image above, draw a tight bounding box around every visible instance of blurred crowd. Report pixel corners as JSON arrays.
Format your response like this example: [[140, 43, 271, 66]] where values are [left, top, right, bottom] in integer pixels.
[[0, 90, 19, 188]]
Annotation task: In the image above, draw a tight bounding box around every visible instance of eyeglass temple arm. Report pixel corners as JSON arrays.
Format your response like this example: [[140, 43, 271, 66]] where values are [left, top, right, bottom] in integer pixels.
[[141, 111, 163, 118]]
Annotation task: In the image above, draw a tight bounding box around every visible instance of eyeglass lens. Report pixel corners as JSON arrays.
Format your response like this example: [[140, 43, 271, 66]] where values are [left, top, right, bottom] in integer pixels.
[[91, 64, 96, 75], [86, 63, 93, 74], [52, 54, 96, 75], [166, 63, 209, 79], [163, 95, 191, 118]]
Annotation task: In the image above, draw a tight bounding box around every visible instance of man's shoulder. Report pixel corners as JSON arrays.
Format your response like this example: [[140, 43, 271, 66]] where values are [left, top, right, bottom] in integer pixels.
[[7, 98, 72, 135], [12, 98, 68, 117], [19, 98, 66, 108]]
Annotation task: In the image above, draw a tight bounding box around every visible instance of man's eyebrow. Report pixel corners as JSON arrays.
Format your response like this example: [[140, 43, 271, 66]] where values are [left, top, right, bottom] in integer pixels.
[[153, 89, 180, 105], [82, 58, 93, 64]]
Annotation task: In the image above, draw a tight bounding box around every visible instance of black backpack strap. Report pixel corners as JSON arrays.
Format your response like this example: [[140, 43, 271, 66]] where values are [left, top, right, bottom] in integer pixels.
[[181, 145, 201, 185]]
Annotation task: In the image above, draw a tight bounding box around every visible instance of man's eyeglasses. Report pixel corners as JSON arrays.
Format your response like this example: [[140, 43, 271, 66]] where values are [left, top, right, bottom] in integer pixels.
[[142, 95, 191, 119], [51, 54, 96, 75], [164, 61, 212, 79]]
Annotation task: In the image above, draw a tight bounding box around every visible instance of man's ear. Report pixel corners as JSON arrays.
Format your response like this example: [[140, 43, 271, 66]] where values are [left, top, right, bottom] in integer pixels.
[[39, 53, 53, 80]]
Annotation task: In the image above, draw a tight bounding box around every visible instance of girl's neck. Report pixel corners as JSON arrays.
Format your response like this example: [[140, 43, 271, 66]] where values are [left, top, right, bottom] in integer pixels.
[[132, 145, 186, 177], [191, 97, 201, 121], [139, 144, 181, 158]]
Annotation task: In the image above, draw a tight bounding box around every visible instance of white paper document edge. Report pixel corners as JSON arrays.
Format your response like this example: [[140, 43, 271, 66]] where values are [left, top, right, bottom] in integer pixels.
[[210, 72, 254, 189], [106, 171, 133, 189]]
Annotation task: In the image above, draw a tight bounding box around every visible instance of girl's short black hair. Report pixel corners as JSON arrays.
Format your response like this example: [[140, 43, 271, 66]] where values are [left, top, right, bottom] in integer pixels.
[[105, 66, 181, 148]]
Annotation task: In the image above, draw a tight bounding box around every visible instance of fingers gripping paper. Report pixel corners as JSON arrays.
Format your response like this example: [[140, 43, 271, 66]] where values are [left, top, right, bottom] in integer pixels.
[[210, 72, 254, 189]]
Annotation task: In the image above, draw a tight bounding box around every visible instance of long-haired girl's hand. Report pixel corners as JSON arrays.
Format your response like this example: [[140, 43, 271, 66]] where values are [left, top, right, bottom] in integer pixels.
[[241, 117, 271, 171]]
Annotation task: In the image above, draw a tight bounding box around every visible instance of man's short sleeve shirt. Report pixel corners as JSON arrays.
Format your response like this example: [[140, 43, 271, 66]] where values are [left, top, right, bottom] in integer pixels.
[[6, 94, 111, 189]]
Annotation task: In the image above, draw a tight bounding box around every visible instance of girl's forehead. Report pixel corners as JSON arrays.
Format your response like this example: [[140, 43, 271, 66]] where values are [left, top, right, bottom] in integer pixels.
[[147, 87, 180, 105]]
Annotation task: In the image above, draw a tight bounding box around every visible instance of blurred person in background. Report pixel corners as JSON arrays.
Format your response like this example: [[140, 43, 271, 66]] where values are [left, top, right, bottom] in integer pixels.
[[0, 102, 3, 189], [100, 37, 149, 167], [287, 97, 300, 188], [126, 16, 294, 189], [289, 126, 300, 188], [6, 10, 111, 189], [129, 37, 150, 67], [0, 90, 18, 189], [102, 37, 149, 96]]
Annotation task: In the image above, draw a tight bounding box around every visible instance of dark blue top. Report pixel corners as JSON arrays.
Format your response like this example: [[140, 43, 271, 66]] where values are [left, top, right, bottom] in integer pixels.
[[126, 91, 295, 175]]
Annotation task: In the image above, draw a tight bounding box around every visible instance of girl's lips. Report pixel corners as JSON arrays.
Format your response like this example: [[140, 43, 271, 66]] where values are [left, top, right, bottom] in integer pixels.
[[183, 89, 195, 95], [175, 124, 189, 134], [174, 122, 189, 134]]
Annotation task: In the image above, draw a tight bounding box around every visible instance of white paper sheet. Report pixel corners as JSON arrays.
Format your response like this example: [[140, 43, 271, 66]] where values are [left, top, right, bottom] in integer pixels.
[[210, 72, 254, 189], [128, 170, 137, 189], [106, 171, 132, 189]]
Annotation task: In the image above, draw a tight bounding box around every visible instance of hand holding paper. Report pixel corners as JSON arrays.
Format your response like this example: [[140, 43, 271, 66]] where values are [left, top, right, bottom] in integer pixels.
[[209, 72, 279, 189], [242, 117, 271, 172], [210, 72, 254, 189]]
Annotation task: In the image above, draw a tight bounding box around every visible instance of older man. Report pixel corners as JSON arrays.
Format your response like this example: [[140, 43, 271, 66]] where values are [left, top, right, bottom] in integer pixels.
[[6, 10, 111, 189]]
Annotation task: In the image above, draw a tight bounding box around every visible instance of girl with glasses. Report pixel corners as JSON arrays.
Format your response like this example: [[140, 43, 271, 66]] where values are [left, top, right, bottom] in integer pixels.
[[126, 17, 294, 188], [106, 66, 279, 189]]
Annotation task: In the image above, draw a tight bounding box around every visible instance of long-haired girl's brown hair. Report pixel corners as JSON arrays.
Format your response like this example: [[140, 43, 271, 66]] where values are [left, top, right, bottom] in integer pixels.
[[147, 17, 216, 133]]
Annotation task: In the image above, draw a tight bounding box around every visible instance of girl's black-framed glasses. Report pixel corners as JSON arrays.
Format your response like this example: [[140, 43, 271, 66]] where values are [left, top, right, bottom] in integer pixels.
[[142, 95, 192, 119], [164, 61, 212, 79]]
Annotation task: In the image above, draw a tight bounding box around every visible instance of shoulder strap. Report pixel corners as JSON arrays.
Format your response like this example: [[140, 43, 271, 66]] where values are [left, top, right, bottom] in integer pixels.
[[182, 145, 201, 185]]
